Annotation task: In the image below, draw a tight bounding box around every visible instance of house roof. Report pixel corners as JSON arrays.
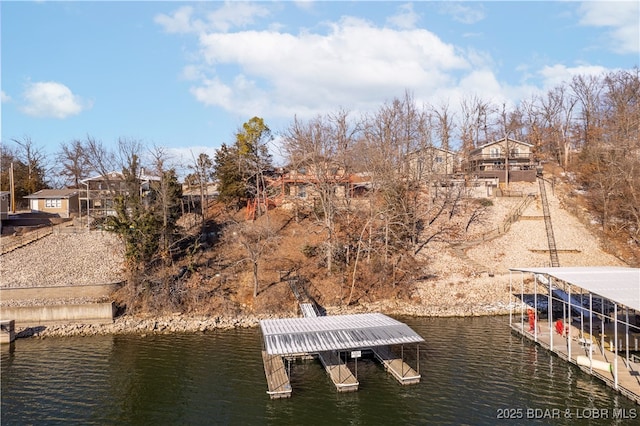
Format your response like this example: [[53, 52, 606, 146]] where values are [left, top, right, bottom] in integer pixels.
[[474, 137, 533, 151], [24, 189, 79, 199], [260, 313, 425, 355], [408, 146, 457, 157], [510, 266, 640, 311]]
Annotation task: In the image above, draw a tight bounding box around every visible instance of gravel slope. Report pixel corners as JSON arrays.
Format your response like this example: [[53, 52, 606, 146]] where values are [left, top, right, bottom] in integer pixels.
[[409, 180, 626, 317], [1, 231, 124, 289]]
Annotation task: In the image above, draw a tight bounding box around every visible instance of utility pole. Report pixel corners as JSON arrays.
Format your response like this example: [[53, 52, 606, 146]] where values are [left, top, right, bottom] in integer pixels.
[[504, 135, 509, 189], [9, 162, 16, 213]]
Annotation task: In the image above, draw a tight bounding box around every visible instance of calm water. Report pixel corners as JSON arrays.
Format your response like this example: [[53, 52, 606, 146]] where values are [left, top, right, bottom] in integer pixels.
[[1, 316, 638, 425]]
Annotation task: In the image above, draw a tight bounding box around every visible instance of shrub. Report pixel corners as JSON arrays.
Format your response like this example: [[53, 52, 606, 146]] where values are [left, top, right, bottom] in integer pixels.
[[301, 244, 318, 258]]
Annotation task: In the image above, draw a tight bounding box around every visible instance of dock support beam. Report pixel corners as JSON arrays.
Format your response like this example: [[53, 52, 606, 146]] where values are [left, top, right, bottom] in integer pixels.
[[0, 320, 15, 344]]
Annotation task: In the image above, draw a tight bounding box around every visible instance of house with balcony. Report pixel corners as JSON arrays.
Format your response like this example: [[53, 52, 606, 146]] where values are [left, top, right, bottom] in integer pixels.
[[465, 137, 537, 182], [275, 162, 352, 201], [80, 171, 161, 220]]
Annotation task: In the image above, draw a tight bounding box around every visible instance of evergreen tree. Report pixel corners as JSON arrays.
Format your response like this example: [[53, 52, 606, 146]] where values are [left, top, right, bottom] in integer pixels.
[[104, 154, 161, 268], [237, 117, 274, 204], [214, 143, 246, 207], [213, 117, 274, 210]]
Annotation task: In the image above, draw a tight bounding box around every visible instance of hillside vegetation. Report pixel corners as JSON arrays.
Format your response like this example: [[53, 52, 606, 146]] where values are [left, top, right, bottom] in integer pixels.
[[0, 171, 634, 318]]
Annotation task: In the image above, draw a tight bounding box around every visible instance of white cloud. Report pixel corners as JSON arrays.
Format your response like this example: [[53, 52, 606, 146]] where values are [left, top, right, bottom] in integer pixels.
[[1, 91, 11, 103], [204, 1, 271, 32], [539, 64, 610, 88], [293, 1, 315, 12], [387, 3, 420, 30], [190, 16, 469, 119], [20, 81, 91, 119], [155, 2, 271, 34], [578, 1, 639, 54], [154, 6, 197, 34], [160, 3, 630, 136], [439, 3, 485, 25]]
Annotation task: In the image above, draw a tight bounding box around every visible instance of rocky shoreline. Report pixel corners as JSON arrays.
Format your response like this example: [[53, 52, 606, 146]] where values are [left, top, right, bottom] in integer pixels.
[[14, 299, 518, 339]]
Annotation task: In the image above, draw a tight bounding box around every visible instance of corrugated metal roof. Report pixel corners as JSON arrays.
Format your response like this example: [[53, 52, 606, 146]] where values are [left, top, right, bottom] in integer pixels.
[[260, 313, 424, 355], [510, 266, 640, 311]]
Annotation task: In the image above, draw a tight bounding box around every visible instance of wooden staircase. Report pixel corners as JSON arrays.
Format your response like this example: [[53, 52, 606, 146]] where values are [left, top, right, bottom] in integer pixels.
[[537, 174, 560, 267]]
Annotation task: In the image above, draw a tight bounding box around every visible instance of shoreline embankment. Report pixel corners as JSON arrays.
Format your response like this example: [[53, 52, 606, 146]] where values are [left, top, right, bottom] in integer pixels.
[[9, 300, 515, 339]]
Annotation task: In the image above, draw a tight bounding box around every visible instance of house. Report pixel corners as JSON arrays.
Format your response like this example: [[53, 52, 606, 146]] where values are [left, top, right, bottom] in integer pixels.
[[80, 171, 161, 219], [182, 182, 218, 214], [275, 162, 352, 201], [406, 146, 457, 179], [24, 189, 80, 218], [465, 137, 537, 182]]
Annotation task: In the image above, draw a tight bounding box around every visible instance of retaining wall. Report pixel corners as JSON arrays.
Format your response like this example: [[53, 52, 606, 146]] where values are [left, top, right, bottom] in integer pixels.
[[0, 282, 122, 301], [0, 302, 115, 327]]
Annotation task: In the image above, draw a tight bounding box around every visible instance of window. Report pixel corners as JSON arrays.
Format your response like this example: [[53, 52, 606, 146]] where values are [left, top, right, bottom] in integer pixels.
[[435, 156, 443, 163], [510, 148, 520, 158], [297, 185, 307, 198], [490, 148, 501, 158], [45, 199, 61, 208]]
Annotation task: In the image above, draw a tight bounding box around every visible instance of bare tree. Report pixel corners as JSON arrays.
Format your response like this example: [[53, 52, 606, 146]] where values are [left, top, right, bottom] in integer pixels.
[[226, 219, 280, 299], [149, 146, 182, 264], [11, 136, 49, 194], [540, 86, 578, 169], [459, 95, 494, 169], [83, 135, 116, 178], [56, 139, 91, 188], [571, 74, 604, 150], [432, 101, 455, 152], [189, 152, 214, 222], [282, 110, 359, 271]]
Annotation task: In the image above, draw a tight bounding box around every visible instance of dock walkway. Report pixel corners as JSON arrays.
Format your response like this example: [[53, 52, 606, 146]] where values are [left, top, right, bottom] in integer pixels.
[[373, 346, 421, 385], [261, 351, 292, 399], [317, 351, 359, 392], [300, 301, 359, 391], [512, 320, 640, 404]]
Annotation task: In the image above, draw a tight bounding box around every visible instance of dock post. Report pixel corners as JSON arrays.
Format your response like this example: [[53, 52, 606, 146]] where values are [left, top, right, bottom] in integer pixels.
[[0, 320, 15, 344]]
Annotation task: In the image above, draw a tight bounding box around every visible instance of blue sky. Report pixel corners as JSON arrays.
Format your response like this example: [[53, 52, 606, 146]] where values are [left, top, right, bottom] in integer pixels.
[[2, 1, 638, 174]]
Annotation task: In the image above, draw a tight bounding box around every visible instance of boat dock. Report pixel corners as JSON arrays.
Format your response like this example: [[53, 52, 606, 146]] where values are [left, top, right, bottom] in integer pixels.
[[511, 320, 640, 404], [261, 351, 292, 399], [317, 351, 359, 392], [259, 313, 424, 399], [298, 302, 359, 392], [373, 345, 421, 385], [510, 267, 640, 405]]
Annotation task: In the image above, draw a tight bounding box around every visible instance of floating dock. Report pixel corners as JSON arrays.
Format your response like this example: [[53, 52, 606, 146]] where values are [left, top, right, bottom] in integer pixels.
[[318, 351, 359, 392], [261, 351, 292, 399], [510, 266, 640, 405], [259, 313, 424, 398], [373, 345, 421, 385]]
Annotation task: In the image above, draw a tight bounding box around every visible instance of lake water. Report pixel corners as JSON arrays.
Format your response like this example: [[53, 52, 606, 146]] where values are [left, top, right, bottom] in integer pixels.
[[2, 316, 638, 425]]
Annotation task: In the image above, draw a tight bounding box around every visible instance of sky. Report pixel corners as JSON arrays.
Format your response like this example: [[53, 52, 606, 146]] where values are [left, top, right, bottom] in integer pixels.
[[1, 1, 639, 175]]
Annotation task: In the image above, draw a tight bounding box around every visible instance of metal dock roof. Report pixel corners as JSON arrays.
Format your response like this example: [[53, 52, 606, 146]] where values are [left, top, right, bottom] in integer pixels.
[[510, 266, 640, 311], [260, 313, 425, 355]]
